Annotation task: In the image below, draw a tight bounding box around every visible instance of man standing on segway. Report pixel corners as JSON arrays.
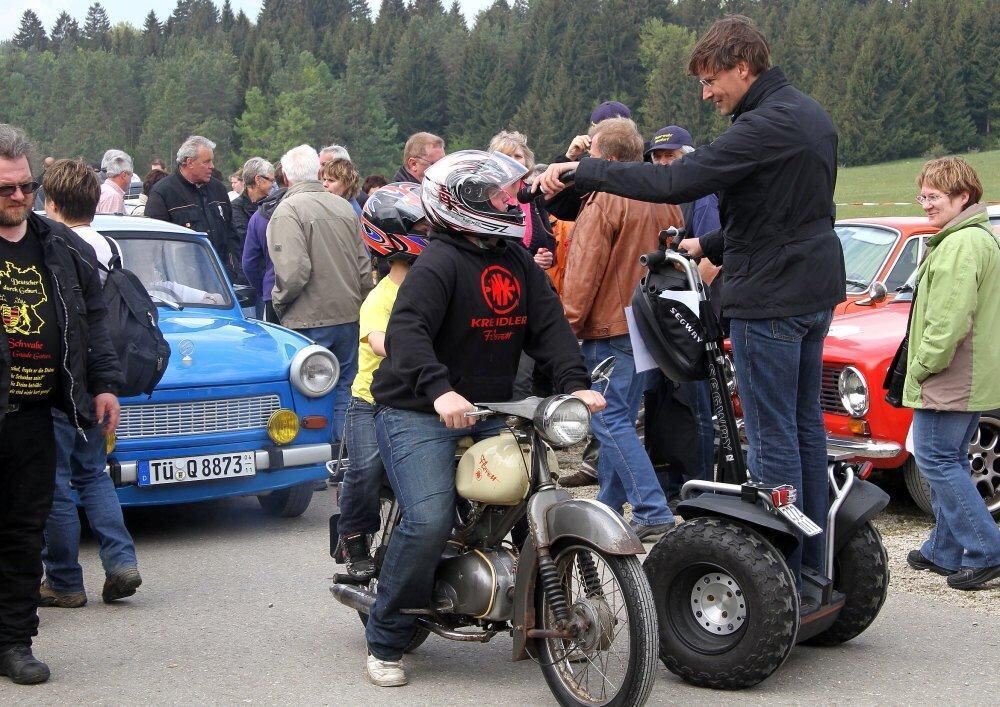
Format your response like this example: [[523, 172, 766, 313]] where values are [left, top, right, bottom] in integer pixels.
[[538, 14, 845, 591]]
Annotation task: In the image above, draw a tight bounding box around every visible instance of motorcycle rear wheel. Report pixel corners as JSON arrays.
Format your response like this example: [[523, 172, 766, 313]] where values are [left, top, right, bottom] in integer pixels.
[[534, 544, 658, 707]]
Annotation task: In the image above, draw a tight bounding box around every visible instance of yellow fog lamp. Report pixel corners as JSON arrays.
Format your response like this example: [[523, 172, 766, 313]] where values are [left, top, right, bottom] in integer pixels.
[[267, 409, 300, 445]]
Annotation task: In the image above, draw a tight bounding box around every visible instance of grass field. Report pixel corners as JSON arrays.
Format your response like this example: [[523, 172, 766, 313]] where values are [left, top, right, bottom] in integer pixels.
[[834, 149, 1000, 219]]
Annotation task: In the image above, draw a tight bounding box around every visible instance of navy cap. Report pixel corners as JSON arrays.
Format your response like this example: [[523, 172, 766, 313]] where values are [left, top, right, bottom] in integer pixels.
[[590, 101, 632, 125], [645, 126, 694, 155]]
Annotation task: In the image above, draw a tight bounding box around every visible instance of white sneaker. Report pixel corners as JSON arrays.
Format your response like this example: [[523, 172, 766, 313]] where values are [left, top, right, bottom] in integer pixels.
[[366, 654, 407, 687]]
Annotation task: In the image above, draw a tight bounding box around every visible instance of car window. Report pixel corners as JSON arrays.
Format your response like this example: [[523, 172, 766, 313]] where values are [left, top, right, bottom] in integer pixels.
[[883, 237, 921, 292], [836, 225, 898, 291], [114, 235, 231, 307]]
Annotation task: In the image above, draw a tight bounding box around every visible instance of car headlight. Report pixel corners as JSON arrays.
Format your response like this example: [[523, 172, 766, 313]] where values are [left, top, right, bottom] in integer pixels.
[[838, 365, 869, 417], [289, 345, 339, 398], [533, 395, 590, 448]]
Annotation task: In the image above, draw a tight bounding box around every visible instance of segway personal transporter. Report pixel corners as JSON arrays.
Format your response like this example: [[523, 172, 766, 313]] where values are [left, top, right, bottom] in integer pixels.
[[632, 228, 890, 690]]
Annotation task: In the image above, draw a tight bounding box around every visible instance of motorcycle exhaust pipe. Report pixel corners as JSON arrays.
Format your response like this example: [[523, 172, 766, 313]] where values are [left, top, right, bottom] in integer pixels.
[[330, 583, 376, 614]]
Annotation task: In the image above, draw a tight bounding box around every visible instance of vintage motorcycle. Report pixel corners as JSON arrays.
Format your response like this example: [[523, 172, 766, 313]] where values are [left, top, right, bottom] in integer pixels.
[[328, 365, 659, 706], [632, 229, 891, 689]]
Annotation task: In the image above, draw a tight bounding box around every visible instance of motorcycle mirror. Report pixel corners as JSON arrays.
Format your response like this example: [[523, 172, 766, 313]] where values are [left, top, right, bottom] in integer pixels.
[[591, 356, 616, 384]]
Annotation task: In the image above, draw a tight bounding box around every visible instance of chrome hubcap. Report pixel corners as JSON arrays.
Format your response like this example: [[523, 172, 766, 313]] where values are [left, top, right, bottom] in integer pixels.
[[690, 572, 746, 635], [970, 416, 1000, 512]]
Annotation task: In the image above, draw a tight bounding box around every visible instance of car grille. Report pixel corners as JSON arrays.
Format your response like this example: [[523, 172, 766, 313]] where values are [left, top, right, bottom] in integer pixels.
[[117, 395, 282, 440], [821, 365, 846, 416]]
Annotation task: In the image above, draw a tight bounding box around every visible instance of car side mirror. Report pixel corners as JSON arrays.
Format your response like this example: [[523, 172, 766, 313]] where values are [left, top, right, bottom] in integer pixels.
[[233, 284, 258, 308], [856, 281, 887, 307]]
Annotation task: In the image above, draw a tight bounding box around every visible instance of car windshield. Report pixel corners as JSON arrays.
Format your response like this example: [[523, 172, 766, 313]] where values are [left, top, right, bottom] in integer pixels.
[[836, 225, 898, 292], [113, 234, 231, 307]]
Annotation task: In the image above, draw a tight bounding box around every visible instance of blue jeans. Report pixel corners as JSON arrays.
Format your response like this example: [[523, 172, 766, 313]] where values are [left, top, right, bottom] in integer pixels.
[[665, 379, 716, 500], [338, 398, 384, 537], [582, 336, 673, 527], [729, 311, 832, 584], [42, 410, 137, 592], [915, 410, 1000, 570], [299, 322, 360, 443], [366, 407, 503, 661]]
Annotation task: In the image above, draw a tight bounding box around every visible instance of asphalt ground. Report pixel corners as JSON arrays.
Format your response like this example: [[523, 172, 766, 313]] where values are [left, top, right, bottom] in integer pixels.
[[2, 485, 997, 705]]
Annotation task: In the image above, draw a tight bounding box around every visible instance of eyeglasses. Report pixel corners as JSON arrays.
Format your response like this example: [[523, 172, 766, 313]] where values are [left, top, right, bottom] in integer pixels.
[[0, 181, 39, 198], [410, 156, 435, 166], [698, 72, 721, 88], [915, 193, 947, 205], [259, 175, 275, 184]]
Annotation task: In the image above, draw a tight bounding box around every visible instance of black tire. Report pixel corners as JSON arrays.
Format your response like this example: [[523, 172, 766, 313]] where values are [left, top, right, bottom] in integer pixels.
[[644, 517, 798, 690], [534, 545, 658, 706], [257, 482, 313, 517], [357, 487, 429, 654], [803, 521, 888, 647], [902, 457, 934, 516]]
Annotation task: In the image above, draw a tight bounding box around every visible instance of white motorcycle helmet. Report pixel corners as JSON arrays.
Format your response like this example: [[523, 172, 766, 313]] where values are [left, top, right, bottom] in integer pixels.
[[421, 150, 528, 242]]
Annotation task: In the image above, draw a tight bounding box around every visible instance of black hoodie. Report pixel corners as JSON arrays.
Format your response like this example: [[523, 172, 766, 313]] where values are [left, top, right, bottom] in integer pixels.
[[372, 233, 589, 412]]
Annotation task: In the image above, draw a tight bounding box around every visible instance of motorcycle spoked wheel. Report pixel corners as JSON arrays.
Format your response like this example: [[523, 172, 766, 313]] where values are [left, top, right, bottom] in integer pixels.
[[801, 521, 888, 646], [644, 517, 798, 690], [534, 544, 658, 707], [357, 487, 430, 654]]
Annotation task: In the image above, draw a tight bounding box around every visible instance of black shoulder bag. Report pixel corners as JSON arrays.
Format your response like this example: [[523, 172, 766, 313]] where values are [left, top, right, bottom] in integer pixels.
[[882, 285, 916, 408]]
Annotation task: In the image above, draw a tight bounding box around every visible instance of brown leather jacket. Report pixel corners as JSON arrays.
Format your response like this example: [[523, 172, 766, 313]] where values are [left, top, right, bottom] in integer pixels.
[[562, 192, 683, 339]]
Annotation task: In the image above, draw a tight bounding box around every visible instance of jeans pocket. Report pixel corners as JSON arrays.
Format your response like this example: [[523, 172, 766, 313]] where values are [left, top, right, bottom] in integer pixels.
[[608, 337, 634, 357], [769, 315, 813, 342]]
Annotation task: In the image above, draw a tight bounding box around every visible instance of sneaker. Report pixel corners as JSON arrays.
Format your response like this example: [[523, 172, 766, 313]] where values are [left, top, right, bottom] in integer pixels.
[[366, 654, 407, 687], [339, 534, 375, 583], [906, 550, 956, 576], [38, 582, 87, 608], [947, 564, 1000, 591], [559, 467, 598, 488], [0, 645, 50, 685], [628, 519, 676, 542], [102, 567, 142, 603]]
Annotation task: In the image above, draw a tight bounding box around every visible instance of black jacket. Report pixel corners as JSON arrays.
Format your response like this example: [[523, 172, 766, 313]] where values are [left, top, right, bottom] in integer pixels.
[[392, 165, 419, 184], [575, 67, 846, 319], [372, 233, 590, 413], [0, 213, 123, 430], [145, 171, 243, 281], [231, 192, 262, 246]]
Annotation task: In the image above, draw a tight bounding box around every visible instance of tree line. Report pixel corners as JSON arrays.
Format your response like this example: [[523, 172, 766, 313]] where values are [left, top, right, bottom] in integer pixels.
[[2, 0, 996, 178]]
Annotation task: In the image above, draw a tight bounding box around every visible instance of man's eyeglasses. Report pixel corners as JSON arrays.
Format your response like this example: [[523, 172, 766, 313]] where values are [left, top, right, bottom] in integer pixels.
[[698, 72, 721, 88], [915, 193, 947, 205], [0, 181, 39, 198]]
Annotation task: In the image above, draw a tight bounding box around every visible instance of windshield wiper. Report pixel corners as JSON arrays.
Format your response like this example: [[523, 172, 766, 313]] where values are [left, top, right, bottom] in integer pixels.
[[845, 278, 869, 289], [149, 293, 183, 311]]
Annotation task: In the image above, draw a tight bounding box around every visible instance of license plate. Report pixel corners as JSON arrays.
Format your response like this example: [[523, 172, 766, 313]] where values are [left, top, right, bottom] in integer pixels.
[[138, 451, 256, 486]]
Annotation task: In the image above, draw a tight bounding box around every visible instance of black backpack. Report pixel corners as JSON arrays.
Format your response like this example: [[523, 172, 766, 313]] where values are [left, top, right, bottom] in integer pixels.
[[98, 250, 171, 397]]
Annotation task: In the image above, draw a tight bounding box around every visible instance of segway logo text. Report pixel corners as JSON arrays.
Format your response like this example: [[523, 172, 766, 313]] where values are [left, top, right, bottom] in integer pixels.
[[671, 307, 703, 343]]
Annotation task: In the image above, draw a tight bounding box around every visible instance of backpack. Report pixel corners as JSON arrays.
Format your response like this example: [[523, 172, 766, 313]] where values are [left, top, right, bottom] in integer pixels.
[[98, 250, 171, 397]]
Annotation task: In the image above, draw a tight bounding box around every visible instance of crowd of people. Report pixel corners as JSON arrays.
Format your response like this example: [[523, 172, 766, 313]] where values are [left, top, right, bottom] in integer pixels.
[[1, 12, 997, 691]]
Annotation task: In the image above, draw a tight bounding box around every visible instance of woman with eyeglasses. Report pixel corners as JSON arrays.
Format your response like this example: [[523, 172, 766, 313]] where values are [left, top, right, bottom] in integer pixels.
[[904, 156, 1000, 590]]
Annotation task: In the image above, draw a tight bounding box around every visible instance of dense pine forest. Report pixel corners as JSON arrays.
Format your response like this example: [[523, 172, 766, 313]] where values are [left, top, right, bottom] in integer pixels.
[[2, 0, 996, 176]]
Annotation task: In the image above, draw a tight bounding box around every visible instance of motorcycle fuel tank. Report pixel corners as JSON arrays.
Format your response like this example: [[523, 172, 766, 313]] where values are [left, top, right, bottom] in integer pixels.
[[455, 432, 531, 505]]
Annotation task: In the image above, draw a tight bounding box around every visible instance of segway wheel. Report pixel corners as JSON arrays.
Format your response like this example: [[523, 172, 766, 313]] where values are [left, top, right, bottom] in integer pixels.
[[802, 521, 888, 646], [644, 517, 798, 690]]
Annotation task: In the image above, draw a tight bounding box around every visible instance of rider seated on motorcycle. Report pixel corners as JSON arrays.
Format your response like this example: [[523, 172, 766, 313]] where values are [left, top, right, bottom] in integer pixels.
[[336, 183, 431, 582], [363, 150, 605, 687]]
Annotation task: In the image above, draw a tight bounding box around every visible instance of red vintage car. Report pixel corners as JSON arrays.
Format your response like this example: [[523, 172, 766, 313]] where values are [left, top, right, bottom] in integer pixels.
[[823, 267, 1000, 517]]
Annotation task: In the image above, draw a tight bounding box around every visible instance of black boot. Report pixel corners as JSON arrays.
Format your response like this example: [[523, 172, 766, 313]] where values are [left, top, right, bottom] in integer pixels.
[[0, 645, 50, 685], [335, 534, 375, 584]]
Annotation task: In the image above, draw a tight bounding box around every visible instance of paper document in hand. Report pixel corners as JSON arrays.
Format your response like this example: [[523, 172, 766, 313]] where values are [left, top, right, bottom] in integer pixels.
[[625, 306, 659, 373]]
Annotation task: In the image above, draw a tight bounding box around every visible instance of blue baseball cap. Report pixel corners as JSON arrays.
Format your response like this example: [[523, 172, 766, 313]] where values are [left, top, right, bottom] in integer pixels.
[[645, 126, 694, 156], [590, 101, 632, 125]]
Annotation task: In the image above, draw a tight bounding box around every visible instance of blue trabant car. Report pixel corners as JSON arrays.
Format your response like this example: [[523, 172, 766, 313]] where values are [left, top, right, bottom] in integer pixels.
[[92, 215, 338, 517]]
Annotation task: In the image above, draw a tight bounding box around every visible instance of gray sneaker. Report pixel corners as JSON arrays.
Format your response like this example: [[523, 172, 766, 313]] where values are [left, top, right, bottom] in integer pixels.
[[102, 567, 142, 603], [366, 654, 407, 687]]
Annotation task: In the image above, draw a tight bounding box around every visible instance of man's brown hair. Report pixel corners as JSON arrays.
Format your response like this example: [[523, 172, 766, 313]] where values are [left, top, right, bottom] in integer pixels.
[[42, 158, 100, 223], [589, 117, 644, 162], [404, 132, 445, 162], [688, 14, 771, 77], [917, 157, 983, 207]]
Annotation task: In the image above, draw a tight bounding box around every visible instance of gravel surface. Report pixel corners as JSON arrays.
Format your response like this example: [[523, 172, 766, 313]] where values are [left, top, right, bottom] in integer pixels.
[[554, 448, 1000, 614]]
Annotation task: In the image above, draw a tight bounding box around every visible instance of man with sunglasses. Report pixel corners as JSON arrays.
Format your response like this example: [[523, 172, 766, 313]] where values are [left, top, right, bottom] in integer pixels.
[[539, 15, 845, 593], [0, 124, 122, 685]]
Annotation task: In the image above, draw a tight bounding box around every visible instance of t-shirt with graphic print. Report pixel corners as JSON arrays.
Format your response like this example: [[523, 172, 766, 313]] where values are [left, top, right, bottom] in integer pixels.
[[0, 230, 61, 402], [371, 232, 590, 413]]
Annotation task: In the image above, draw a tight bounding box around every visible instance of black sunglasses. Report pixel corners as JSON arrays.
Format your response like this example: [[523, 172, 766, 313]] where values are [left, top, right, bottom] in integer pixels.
[[0, 181, 39, 198]]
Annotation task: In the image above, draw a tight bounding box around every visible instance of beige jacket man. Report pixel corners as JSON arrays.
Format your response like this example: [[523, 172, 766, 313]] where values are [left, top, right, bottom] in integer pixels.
[[266, 181, 372, 329]]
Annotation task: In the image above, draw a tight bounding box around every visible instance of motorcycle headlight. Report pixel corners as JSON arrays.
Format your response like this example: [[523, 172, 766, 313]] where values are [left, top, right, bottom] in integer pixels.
[[838, 365, 869, 417], [290, 345, 339, 398], [533, 395, 590, 448]]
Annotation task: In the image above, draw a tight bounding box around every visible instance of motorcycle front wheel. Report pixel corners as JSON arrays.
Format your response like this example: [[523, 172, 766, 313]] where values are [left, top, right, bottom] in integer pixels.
[[534, 544, 658, 707]]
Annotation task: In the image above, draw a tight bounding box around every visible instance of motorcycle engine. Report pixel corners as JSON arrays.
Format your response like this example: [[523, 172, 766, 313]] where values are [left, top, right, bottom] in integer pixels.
[[432, 547, 517, 622]]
